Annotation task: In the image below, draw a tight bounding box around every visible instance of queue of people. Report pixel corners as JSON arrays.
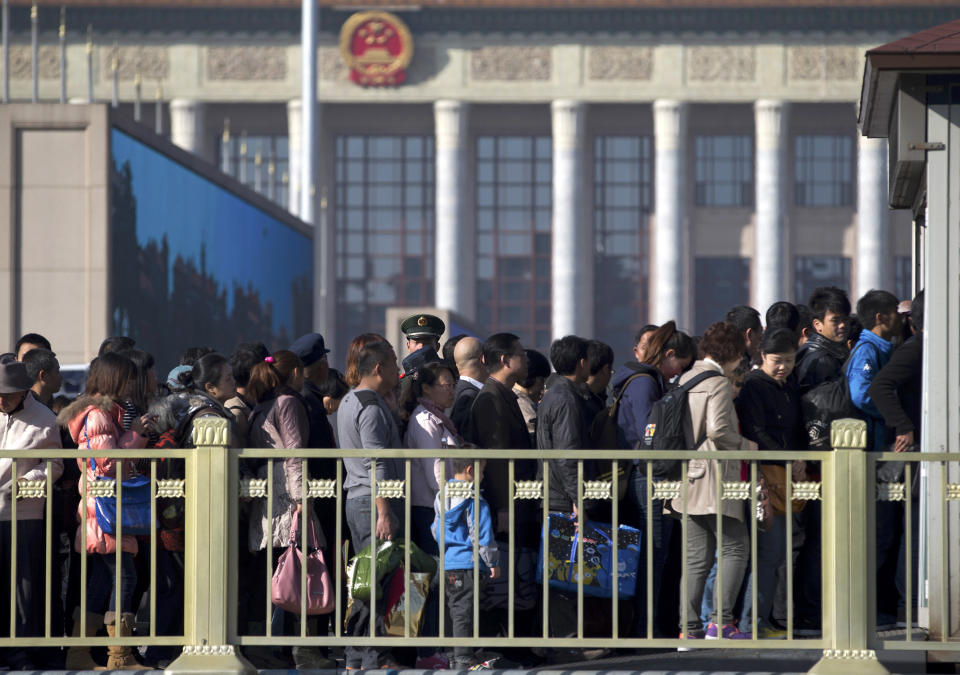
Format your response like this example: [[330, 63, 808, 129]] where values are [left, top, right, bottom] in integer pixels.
[[0, 283, 923, 669]]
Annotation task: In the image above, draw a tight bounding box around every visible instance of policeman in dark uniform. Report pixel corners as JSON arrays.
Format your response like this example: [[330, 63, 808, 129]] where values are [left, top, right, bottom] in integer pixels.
[[400, 313, 445, 354]]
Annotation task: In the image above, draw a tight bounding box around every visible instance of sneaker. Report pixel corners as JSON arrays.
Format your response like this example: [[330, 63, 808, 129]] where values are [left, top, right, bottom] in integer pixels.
[[705, 622, 750, 639], [416, 652, 450, 670], [293, 646, 337, 669], [757, 625, 787, 639], [469, 659, 495, 670], [677, 629, 706, 651]]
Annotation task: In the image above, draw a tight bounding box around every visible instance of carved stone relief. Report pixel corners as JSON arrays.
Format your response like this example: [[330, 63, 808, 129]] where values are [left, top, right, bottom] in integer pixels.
[[470, 46, 550, 81], [588, 46, 653, 81], [789, 46, 859, 81], [8, 45, 60, 79], [101, 46, 169, 81], [206, 46, 286, 81], [318, 46, 349, 82], [824, 47, 859, 80], [687, 46, 755, 82]]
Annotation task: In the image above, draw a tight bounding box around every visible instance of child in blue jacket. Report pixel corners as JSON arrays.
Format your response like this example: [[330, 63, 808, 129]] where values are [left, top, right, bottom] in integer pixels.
[[432, 458, 500, 669]]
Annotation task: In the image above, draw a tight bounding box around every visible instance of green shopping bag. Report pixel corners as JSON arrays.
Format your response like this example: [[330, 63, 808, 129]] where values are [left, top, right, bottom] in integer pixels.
[[347, 539, 436, 602]]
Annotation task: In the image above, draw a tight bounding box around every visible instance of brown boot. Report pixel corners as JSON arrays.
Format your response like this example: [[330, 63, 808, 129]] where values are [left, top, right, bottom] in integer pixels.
[[64, 608, 104, 670], [103, 611, 149, 671]]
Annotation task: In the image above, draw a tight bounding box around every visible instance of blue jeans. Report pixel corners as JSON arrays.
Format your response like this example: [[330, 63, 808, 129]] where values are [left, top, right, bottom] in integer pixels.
[[344, 496, 403, 669], [627, 466, 676, 637], [87, 552, 137, 615]]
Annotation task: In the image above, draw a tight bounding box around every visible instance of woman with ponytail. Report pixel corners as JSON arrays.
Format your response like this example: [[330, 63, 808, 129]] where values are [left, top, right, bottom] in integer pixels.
[[609, 320, 696, 639], [245, 351, 331, 670]]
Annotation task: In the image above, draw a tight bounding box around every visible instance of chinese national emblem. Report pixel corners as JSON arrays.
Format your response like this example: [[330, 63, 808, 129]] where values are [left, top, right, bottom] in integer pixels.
[[339, 11, 413, 87]]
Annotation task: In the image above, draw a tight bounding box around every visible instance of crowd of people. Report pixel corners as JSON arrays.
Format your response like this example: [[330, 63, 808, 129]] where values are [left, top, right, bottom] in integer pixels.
[[0, 283, 922, 670]]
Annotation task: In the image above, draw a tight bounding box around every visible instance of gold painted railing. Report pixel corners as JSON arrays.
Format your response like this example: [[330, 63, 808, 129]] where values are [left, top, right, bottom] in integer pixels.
[[0, 418, 954, 673]]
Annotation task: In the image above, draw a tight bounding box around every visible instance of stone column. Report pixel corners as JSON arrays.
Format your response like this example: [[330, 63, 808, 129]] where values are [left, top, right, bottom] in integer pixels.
[[434, 100, 474, 320], [652, 100, 688, 327], [287, 99, 302, 217], [754, 99, 790, 314], [169, 99, 206, 156], [856, 136, 890, 298], [551, 100, 591, 338]]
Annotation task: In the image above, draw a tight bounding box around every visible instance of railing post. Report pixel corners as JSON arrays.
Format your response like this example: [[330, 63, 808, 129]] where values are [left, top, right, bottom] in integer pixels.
[[809, 419, 889, 675], [167, 418, 254, 674]]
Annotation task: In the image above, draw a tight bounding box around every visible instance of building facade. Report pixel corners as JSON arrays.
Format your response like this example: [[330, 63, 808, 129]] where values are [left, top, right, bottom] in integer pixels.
[[5, 0, 944, 362]]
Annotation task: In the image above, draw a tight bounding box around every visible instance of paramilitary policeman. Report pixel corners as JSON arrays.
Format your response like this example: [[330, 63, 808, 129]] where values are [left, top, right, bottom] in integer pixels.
[[400, 313, 445, 354]]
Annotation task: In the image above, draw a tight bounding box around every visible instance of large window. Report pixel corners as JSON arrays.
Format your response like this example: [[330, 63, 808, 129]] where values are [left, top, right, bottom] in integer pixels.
[[476, 136, 552, 353], [219, 134, 289, 208], [794, 256, 851, 305], [694, 135, 753, 207], [335, 135, 435, 355], [795, 135, 853, 207], [694, 257, 750, 334], [594, 135, 653, 363]]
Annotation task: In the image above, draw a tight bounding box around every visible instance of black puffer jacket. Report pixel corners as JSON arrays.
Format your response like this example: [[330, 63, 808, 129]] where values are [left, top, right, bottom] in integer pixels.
[[794, 333, 848, 393], [735, 369, 806, 452]]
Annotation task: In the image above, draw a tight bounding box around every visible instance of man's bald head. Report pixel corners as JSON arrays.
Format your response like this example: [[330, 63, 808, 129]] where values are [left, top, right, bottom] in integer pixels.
[[454, 337, 487, 381]]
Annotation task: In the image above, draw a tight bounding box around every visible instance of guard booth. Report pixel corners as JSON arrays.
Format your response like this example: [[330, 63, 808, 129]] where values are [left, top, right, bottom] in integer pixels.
[[860, 19, 960, 652]]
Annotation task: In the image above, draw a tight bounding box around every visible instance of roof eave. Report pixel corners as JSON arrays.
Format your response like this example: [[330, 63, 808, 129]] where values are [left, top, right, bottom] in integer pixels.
[[860, 52, 960, 137]]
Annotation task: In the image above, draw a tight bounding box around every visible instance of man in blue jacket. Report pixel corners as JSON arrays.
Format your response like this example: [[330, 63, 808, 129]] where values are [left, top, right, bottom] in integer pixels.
[[847, 290, 902, 452], [847, 289, 904, 631]]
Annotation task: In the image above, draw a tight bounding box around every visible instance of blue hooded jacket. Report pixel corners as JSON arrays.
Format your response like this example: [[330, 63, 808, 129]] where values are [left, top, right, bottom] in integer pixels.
[[610, 363, 664, 450], [846, 329, 895, 451], [432, 482, 499, 571]]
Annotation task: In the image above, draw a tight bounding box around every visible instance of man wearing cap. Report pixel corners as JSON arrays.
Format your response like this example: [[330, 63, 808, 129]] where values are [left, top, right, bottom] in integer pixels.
[[290, 333, 334, 450], [401, 314, 445, 354], [0, 360, 63, 669]]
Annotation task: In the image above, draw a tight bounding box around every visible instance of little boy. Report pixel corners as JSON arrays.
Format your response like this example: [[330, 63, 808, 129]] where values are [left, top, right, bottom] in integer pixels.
[[432, 458, 500, 670]]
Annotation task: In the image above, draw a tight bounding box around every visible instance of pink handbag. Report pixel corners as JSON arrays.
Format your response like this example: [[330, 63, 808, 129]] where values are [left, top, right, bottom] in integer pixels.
[[271, 519, 335, 615]]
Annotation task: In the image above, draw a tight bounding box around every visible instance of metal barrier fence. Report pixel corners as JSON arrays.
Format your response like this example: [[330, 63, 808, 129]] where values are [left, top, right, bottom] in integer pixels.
[[869, 451, 959, 654], [0, 418, 948, 674], [0, 448, 188, 649]]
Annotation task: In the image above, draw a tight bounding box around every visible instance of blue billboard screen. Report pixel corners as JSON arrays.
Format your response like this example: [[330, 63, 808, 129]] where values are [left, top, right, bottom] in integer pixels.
[[110, 128, 312, 371]]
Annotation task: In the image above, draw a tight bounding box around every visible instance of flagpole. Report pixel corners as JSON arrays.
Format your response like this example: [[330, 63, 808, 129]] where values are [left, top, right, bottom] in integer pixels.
[[58, 6, 66, 103], [30, 1, 38, 102], [300, 0, 317, 223]]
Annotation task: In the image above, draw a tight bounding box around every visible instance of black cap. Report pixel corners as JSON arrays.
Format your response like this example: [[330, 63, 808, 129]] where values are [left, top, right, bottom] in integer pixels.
[[401, 347, 441, 377], [289, 333, 330, 367]]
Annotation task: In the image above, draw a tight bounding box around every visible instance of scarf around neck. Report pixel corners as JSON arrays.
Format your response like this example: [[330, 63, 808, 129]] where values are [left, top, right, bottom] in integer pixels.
[[418, 397, 463, 445]]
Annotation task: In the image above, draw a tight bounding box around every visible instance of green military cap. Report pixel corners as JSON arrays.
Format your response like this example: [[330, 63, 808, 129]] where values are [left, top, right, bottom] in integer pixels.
[[401, 313, 446, 340]]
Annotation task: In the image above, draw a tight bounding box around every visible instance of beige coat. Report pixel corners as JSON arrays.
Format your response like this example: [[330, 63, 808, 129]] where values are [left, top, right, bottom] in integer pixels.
[[669, 360, 754, 521], [0, 394, 63, 521]]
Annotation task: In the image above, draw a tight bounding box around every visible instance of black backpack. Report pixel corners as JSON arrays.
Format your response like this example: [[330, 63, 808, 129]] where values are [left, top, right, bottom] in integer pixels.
[[590, 364, 660, 449], [640, 370, 722, 479], [800, 340, 879, 449]]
